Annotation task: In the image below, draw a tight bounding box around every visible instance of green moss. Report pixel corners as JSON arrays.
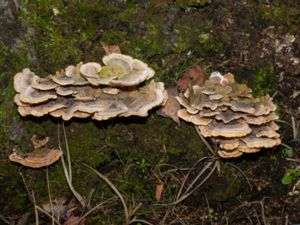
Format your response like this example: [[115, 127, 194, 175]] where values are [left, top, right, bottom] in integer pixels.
[[251, 64, 276, 97], [176, 0, 212, 8], [2, 0, 295, 221], [257, 1, 300, 32]]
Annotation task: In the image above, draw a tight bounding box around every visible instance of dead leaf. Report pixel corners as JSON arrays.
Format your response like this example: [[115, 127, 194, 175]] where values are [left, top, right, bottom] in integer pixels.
[[177, 65, 205, 91], [100, 41, 121, 55], [64, 216, 86, 225], [16, 212, 30, 225], [155, 183, 164, 201], [41, 197, 78, 222], [42, 197, 68, 220], [156, 87, 181, 125]]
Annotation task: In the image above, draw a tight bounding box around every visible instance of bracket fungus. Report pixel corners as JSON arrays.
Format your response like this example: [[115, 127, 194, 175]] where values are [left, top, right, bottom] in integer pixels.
[[9, 135, 63, 168], [177, 72, 281, 158], [13, 53, 167, 122]]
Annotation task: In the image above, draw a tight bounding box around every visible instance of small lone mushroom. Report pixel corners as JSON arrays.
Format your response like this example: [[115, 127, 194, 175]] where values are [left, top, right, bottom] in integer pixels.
[[9, 135, 63, 168]]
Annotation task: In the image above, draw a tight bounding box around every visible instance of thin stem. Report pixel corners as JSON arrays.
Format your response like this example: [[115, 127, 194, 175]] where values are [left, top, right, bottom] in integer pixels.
[[176, 157, 211, 202], [35, 206, 61, 225], [129, 218, 154, 225], [183, 161, 213, 196], [32, 191, 39, 225], [61, 156, 85, 207], [175, 162, 217, 205], [160, 160, 217, 206], [74, 198, 115, 225], [195, 126, 215, 154], [84, 164, 129, 222], [226, 162, 252, 190], [57, 123, 85, 207], [62, 122, 72, 182], [291, 116, 298, 141], [46, 168, 55, 225]]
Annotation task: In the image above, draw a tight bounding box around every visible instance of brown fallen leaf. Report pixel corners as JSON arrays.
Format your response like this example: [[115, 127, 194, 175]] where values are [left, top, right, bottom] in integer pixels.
[[42, 197, 78, 222], [177, 65, 205, 91], [100, 41, 121, 55], [155, 183, 164, 201], [64, 216, 86, 225], [156, 87, 181, 125]]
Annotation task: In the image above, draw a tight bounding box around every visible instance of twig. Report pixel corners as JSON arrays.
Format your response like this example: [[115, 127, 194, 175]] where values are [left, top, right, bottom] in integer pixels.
[[260, 200, 268, 225], [86, 189, 95, 208], [74, 198, 115, 225], [16, 212, 30, 225], [32, 191, 39, 225], [60, 156, 85, 207], [84, 164, 130, 223], [194, 126, 215, 155], [176, 157, 211, 202], [57, 123, 85, 207], [175, 162, 217, 205], [183, 161, 213, 196], [35, 206, 61, 225], [291, 116, 298, 141], [62, 122, 72, 182], [160, 160, 217, 206], [226, 162, 252, 190], [46, 169, 55, 225], [130, 218, 154, 225], [281, 143, 294, 150], [204, 193, 213, 225], [286, 158, 300, 163], [223, 199, 269, 224], [0, 215, 10, 225]]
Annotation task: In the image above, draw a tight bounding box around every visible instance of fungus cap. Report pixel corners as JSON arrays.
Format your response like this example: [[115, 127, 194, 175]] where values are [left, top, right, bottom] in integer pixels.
[[199, 120, 252, 138], [176, 71, 281, 158], [9, 136, 63, 168], [81, 53, 155, 87], [14, 68, 35, 93]]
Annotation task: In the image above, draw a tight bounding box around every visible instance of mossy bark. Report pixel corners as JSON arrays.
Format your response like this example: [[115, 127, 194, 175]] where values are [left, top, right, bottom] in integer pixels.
[[0, 0, 299, 223]]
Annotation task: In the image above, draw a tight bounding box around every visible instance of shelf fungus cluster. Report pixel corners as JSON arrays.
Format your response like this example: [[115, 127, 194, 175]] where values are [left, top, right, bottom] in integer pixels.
[[177, 72, 281, 158], [14, 53, 167, 121]]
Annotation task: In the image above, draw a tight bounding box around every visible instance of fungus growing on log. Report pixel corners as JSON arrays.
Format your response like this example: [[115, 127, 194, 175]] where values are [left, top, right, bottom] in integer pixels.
[[177, 72, 281, 158], [13, 54, 167, 121], [80, 53, 155, 87], [9, 135, 62, 168]]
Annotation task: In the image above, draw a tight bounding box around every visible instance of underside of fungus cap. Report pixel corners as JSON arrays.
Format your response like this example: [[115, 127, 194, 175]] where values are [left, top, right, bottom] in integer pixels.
[[218, 149, 243, 158], [18, 97, 67, 117], [199, 120, 252, 138], [216, 138, 240, 150], [178, 109, 212, 125], [47, 82, 167, 121], [14, 52, 165, 122], [176, 71, 281, 158], [14, 66, 166, 122]]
